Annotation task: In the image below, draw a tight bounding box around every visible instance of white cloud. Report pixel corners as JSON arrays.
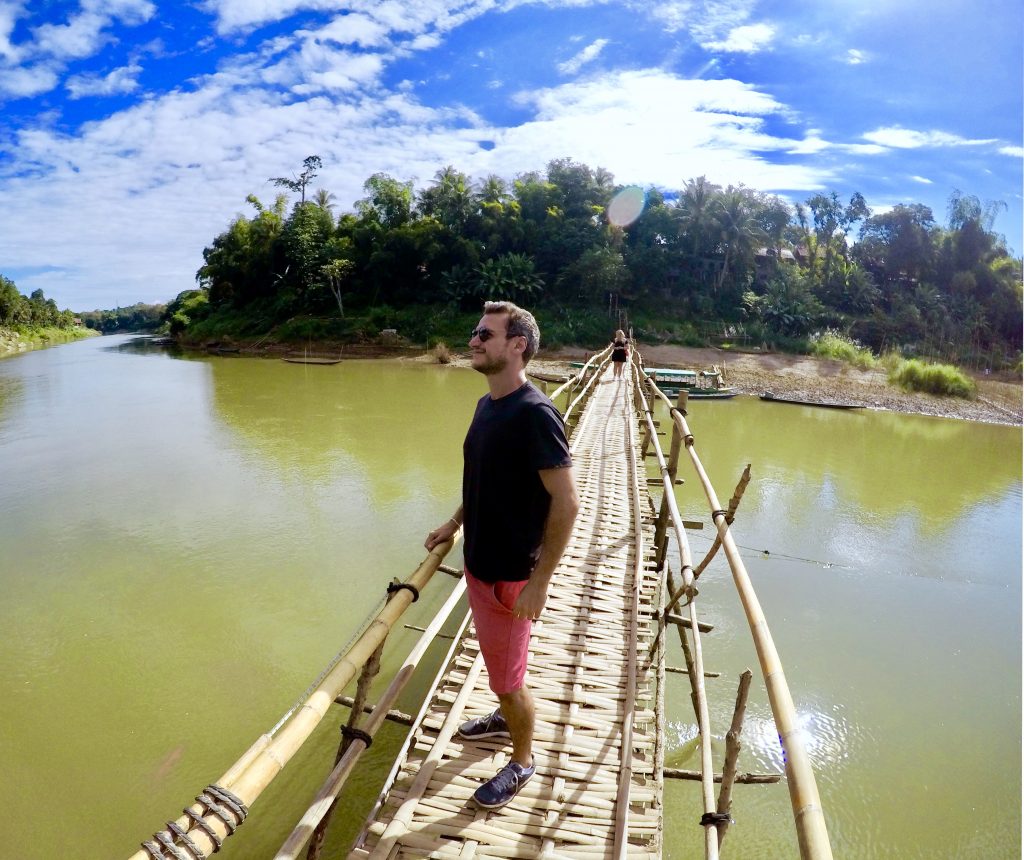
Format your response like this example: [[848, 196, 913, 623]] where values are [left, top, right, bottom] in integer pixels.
[[0, 63, 59, 97], [30, 0, 155, 60], [557, 38, 608, 75], [299, 14, 391, 49], [863, 126, 997, 149], [703, 22, 775, 53], [910, 174, 932, 184], [66, 62, 143, 98], [998, 145, 1024, 158], [0, 0, 27, 63], [845, 48, 868, 64]]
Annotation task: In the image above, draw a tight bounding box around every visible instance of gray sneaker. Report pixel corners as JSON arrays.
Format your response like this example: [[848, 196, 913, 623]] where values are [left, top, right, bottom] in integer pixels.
[[473, 760, 536, 809], [457, 708, 511, 740]]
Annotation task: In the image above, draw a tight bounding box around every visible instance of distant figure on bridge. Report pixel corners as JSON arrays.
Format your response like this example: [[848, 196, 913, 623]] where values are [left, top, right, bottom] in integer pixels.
[[611, 329, 629, 379], [425, 300, 580, 811]]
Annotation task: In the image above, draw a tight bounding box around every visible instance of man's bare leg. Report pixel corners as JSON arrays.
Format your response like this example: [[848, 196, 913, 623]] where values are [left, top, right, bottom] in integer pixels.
[[497, 685, 535, 767]]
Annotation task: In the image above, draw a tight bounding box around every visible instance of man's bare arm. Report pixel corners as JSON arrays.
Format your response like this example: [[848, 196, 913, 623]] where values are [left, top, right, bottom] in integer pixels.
[[512, 466, 580, 620], [425, 504, 464, 551]]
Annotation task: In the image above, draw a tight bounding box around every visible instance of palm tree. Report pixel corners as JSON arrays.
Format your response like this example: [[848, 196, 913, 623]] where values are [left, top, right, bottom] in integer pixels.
[[713, 188, 765, 292], [677, 176, 718, 259], [313, 188, 337, 213]]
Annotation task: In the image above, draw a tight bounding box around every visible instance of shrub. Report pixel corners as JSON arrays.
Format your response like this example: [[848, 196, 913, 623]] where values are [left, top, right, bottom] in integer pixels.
[[432, 341, 452, 364], [888, 359, 976, 398], [810, 329, 876, 369]]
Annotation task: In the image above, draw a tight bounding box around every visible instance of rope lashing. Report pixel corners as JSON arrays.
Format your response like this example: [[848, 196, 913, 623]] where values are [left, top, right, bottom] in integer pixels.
[[340, 724, 374, 748], [202, 785, 248, 826], [154, 830, 190, 860], [386, 580, 420, 602], [669, 405, 688, 419], [140, 786, 246, 859], [710, 509, 728, 520], [182, 806, 222, 851], [700, 811, 733, 826], [166, 821, 205, 860]]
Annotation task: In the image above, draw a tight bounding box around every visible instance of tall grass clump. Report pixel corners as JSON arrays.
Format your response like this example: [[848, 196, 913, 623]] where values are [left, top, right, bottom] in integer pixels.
[[432, 341, 452, 364], [810, 329, 876, 369], [888, 359, 976, 398]]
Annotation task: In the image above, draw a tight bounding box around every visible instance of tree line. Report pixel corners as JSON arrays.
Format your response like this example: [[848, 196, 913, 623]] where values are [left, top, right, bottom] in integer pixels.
[[170, 155, 1022, 366], [0, 276, 78, 330]]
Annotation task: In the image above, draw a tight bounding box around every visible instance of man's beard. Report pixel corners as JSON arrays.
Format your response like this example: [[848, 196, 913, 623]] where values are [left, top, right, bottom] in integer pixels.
[[472, 353, 508, 376]]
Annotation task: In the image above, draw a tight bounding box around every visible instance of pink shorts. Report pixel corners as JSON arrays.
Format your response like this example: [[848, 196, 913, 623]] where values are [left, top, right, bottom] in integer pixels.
[[464, 569, 532, 695]]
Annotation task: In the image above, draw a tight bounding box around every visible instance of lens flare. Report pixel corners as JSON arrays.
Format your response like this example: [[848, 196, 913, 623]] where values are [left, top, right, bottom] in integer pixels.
[[607, 185, 646, 227]]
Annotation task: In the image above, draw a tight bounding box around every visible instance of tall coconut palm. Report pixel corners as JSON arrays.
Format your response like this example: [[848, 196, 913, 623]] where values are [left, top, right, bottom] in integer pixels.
[[313, 188, 337, 213], [713, 187, 765, 292], [677, 175, 719, 259]]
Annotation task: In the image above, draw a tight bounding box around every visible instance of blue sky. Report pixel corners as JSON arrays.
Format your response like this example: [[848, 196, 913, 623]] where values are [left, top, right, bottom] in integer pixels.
[[0, 0, 1020, 312]]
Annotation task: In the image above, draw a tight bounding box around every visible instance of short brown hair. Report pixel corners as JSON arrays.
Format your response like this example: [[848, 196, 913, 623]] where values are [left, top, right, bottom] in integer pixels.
[[483, 301, 540, 365]]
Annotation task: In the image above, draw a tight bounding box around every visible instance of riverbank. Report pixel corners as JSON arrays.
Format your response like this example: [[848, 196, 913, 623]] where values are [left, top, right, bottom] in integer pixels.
[[0, 325, 98, 357], [424, 344, 1020, 427], [174, 334, 1022, 426]]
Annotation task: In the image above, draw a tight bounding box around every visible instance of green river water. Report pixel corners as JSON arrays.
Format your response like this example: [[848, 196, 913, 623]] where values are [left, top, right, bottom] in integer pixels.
[[0, 334, 1020, 859]]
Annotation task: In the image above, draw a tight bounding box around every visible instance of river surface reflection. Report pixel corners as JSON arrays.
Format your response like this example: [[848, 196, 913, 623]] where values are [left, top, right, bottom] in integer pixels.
[[0, 334, 1019, 858]]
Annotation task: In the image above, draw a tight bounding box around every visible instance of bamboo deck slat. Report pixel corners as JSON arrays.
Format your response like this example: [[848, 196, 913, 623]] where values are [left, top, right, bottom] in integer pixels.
[[348, 371, 663, 858]]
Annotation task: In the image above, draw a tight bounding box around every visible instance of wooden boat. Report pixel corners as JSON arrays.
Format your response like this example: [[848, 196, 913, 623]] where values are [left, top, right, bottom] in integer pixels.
[[644, 367, 738, 398], [759, 391, 864, 409], [281, 356, 342, 365], [529, 370, 571, 384]]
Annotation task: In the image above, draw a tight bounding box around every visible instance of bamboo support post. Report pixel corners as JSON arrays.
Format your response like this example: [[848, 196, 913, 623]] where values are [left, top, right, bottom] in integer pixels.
[[653, 391, 685, 571], [128, 533, 461, 860], [693, 465, 751, 579], [644, 378, 834, 860], [305, 638, 386, 859], [716, 669, 753, 849]]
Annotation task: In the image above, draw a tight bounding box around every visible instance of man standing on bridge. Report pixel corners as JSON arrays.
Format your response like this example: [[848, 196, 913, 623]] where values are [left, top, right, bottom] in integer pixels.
[[425, 300, 580, 810]]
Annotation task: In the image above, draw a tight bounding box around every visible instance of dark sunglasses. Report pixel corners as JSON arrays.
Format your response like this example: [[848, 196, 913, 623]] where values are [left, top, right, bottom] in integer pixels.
[[470, 326, 501, 342]]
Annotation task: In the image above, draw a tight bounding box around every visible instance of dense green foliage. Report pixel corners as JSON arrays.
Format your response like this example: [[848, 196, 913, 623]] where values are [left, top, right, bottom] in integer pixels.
[[178, 157, 1021, 366], [809, 330, 877, 369], [79, 303, 166, 333], [888, 359, 977, 398], [0, 275, 77, 330]]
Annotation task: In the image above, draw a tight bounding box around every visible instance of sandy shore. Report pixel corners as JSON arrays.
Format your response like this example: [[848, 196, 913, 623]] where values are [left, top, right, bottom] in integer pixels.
[[425, 344, 1018, 426], [526, 345, 1022, 427]]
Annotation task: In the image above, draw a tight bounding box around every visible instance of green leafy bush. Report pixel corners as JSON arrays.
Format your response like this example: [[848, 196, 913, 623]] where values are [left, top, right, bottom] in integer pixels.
[[810, 329, 877, 369], [888, 359, 976, 398]]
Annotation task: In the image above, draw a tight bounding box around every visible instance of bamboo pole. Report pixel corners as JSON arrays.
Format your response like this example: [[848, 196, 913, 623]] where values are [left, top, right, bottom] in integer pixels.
[[716, 669, 753, 848], [693, 465, 751, 579], [128, 534, 461, 860], [549, 345, 611, 403], [630, 360, 718, 860], [564, 353, 611, 425], [612, 375, 644, 860], [644, 378, 834, 860], [653, 391, 685, 571], [305, 637, 386, 859], [275, 577, 469, 860]]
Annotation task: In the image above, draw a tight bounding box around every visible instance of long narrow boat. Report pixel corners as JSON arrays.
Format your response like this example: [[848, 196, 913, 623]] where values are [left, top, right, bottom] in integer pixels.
[[281, 356, 342, 365], [759, 391, 864, 409], [570, 362, 739, 398]]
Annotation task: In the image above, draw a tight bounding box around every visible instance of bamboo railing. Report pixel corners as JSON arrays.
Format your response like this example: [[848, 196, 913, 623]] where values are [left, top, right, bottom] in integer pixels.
[[635, 352, 834, 860], [132, 535, 462, 860]]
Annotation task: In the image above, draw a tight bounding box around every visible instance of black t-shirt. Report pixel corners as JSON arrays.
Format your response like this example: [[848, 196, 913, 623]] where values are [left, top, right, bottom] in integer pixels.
[[462, 382, 572, 582]]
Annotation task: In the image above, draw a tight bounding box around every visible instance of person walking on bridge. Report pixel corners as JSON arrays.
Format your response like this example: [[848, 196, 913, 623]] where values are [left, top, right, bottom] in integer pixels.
[[425, 300, 580, 811]]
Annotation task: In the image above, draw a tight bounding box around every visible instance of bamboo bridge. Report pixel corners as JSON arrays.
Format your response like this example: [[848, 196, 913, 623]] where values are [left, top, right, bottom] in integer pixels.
[[133, 350, 833, 860]]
